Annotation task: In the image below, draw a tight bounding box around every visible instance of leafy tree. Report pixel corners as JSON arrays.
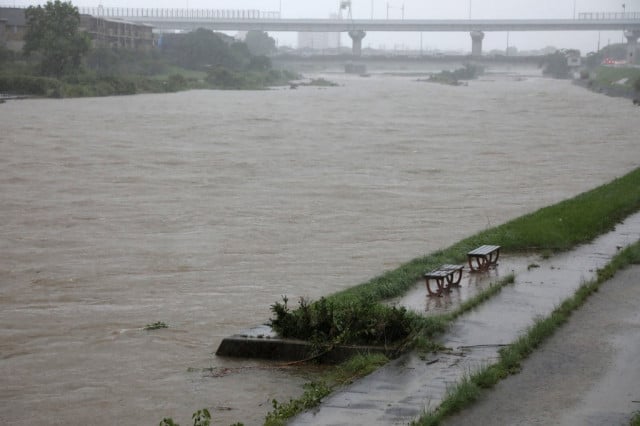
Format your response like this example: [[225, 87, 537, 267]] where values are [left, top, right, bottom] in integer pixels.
[[226, 41, 252, 70], [23, 0, 90, 77], [248, 55, 272, 71], [244, 30, 277, 56], [86, 47, 167, 76], [161, 28, 250, 71], [540, 51, 569, 79]]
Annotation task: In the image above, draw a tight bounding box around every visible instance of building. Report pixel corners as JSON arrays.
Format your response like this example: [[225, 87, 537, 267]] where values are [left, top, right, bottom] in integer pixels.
[[0, 7, 154, 52], [80, 15, 154, 50], [0, 8, 28, 51], [297, 13, 341, 51], [565, 49, 582, 68]]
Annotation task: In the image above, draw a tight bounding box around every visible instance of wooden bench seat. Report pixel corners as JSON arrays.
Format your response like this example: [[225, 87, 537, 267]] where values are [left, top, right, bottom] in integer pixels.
[[467, 245, 501, 272], [424, 264, 464, 297]]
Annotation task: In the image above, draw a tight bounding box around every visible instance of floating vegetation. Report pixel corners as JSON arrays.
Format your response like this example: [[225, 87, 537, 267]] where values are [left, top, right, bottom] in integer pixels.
[[418, 63, 484, 86], [144, 321, 168, 330]]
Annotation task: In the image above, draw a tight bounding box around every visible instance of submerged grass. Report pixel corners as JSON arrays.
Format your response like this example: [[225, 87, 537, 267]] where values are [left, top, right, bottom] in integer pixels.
[[412, 240, 640, 425]]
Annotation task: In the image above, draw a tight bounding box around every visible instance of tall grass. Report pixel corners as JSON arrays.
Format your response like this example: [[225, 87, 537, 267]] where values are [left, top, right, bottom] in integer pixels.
[[592, 66, 640, 89], [331, 167, 640, 304]]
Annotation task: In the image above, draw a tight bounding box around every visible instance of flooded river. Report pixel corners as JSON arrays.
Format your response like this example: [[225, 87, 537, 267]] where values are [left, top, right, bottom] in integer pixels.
[[1, 71, 639, 425]]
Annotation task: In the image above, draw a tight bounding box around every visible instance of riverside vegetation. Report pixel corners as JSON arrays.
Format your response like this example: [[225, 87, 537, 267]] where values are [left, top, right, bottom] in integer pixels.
[[0, 1, 298, 98], [419, 63, 483, 86], [263, 167, 640, 424], [579, 65, 640, 100], [573, 43, 640, 100]]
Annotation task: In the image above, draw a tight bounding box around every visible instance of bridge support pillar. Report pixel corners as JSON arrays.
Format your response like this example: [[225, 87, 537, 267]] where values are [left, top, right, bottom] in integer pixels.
[[624, 30, 640, 65], [348, 30, 366, 57], [470, 31, 484, 57]]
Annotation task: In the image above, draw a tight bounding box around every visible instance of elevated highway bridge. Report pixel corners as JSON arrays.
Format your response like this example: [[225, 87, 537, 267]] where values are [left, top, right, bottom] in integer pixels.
[[79, 7, 640, 60]]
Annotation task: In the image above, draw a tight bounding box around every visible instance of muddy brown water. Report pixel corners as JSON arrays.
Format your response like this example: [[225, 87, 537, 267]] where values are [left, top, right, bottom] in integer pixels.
[[1, 72, 639, 425]]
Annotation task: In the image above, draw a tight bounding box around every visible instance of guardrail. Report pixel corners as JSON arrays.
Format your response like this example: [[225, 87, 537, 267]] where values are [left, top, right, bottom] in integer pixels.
[[579, 12, 640, 20], [77, 7, 281, 20]]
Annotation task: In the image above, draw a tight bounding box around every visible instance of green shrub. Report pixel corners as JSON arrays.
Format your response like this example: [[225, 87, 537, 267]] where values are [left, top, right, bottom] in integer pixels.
[[166, 73, 187, 92], [0, 74, 61, 96], [270, 296, 418, 346]]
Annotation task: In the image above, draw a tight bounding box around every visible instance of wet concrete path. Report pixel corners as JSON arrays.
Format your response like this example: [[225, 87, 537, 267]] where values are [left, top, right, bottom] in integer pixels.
[[290, 212, 640, 425], [443, 265, 640, 426]]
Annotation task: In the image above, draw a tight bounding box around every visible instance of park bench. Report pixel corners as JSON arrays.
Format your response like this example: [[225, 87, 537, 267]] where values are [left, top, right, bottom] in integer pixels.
[[467, 245, 501, 272], [424, 264, 464, 297]]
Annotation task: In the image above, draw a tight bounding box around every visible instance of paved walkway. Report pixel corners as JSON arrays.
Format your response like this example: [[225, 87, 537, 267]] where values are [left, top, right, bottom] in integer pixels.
[[444, 266, 640, 426], [290, 213, 640, 425]]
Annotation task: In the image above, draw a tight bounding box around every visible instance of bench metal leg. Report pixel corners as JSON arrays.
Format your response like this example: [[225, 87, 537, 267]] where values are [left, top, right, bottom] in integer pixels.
[[488, 249, 500, 266], [468, 255, 488, 272], [446, 269, 463, 287], [425, 277, 444, 297]]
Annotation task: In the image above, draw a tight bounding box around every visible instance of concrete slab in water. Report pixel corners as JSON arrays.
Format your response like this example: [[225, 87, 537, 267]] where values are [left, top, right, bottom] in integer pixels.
[[216, 324, 394, 363]]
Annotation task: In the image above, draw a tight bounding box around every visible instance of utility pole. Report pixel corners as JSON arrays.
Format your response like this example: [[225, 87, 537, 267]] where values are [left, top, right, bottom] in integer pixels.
[[506, 31, 510, 56], [622, 3, 626, 43]]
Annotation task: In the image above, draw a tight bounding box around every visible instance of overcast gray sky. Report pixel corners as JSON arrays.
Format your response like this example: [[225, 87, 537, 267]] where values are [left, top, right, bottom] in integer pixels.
[[10, 0, 639, 52]]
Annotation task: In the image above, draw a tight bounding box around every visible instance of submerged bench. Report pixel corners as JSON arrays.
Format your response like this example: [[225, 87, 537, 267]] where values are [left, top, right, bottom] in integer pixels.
[[424, 264, 464, 297], [467, 245, 501, 272]]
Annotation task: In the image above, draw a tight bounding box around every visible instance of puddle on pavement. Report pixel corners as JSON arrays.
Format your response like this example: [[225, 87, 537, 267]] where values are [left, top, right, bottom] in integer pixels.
[[388, 254, 537, 316], [291, 213, 640, 426]]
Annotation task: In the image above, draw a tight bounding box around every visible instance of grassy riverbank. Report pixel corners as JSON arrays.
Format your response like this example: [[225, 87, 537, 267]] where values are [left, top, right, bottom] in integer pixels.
[[577, 66, 640, 100], [331, 166, 640, 304], [263, 167, 640, 424], [0, 68, 298, 98]]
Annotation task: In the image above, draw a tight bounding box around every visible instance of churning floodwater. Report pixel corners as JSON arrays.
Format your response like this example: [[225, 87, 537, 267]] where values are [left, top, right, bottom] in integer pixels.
[[1, 71, 639, 425]]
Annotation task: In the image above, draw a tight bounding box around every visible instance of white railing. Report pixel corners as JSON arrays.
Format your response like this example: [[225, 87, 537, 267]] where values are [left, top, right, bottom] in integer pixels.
[[77, 7, 280, 20], [578, 12, 640, 20]]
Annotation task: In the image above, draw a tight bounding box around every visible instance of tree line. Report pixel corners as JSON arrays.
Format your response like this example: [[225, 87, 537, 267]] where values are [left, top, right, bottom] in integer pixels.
[[0, 0, 291, 96]]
